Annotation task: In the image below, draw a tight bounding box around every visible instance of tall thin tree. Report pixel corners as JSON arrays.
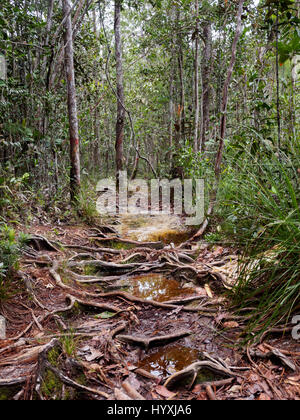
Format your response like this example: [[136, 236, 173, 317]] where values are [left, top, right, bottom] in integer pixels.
[[63, 0, 81, 201], [193, 0, 200, 153], [114, 0, 125, 182], [200, 21, 212, 153], [215, 0, 245, 179], [192, 0, 245, 239]]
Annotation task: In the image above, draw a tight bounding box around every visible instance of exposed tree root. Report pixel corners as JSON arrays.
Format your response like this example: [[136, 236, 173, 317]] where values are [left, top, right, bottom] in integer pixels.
[[63, 244, 121, 255], [65, 295, 123, 315], [33, 337, 110, 399], [164, 296, 206, 305], [92, 291, 217, 313], [164, 360, 238, 390], [66, 269, 121, 284], [49, 261, 219, 314], [44, 362, 109, 399], [0, 377, 28, 386], [67, 259, 144, 274], [116, 330, 192, 351], [91, 236, 164, 250]]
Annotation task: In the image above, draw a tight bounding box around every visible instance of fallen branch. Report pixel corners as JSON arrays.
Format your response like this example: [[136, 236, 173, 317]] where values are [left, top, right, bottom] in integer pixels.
[[114, 388, 132, 400], [122, 381, 145, 400]]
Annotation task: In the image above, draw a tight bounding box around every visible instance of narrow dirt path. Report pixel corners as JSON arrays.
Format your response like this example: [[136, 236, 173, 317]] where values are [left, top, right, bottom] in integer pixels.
[[0, 218, 299, 400]]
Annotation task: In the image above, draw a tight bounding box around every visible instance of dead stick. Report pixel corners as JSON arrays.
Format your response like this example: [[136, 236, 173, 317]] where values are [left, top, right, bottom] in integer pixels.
[[122, 381, 145, 400]]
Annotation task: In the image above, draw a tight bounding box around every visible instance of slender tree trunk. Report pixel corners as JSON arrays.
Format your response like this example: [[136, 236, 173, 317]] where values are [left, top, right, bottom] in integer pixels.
[[49, 0, 86, 89], [175, 8, 186, 147], [178, 44, 186, 144], [114, 0, 125, 180], [63, 0, 81, 201], [290, 1, 299, 139], [168, 3, 176, 168], [200, 21, 212, 153], [192, 0, 245, 240], [215, 0, 245, 179], [275, 3, 281, 157], [193, 0, 200, 153]]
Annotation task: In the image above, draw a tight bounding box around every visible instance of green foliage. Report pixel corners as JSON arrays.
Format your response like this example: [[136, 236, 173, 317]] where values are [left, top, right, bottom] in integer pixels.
[[217, 144, 300, 342], [176, 144, 214, 180], [60, 331, 77, 357], [41, 370, 62, 400], [205, 232, 223, 244], [0, 225, 28, 298], [74, 178, 100, 225]]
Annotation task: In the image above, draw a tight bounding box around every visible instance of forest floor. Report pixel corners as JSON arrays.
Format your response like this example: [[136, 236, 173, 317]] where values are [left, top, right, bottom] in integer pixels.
[[0, 214, 300, 400]]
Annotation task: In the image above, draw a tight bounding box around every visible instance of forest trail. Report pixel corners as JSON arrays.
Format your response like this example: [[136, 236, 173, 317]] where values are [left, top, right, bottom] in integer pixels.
[[0, 216, 299, 400]]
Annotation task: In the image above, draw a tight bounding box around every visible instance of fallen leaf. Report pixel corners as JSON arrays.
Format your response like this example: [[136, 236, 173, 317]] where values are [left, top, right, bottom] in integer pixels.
[[126, 363, 138, 371], [204, 284, 213, 298], [95, 311, 116, 319], [228, 385, 241, 395], [155, 385, 177, 399], [271, 349, 296, 372], [257, 393, 271, 401], [223, 321, 239, 329], [88, 363, 103, 373], [85, 348, 103, 362]]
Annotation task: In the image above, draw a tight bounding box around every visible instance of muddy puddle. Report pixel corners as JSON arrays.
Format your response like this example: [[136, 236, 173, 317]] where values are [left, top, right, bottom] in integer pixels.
[[139, 345, 199, 377], [119, 273, 196, 302], [138, 346, 223, 384], [118, 214, 191, 245]]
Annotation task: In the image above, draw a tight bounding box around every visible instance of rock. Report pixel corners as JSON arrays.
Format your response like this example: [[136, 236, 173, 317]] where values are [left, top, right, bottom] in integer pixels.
[[0, 316, 6, 340]]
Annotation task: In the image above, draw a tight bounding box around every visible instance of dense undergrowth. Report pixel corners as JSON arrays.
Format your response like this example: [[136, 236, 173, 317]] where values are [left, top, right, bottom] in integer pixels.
[[216, 139, 300, 341]]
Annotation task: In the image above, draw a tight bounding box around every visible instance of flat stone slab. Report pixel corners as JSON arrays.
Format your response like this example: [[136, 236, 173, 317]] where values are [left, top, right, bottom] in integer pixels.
[[0, 316, 6, 340]]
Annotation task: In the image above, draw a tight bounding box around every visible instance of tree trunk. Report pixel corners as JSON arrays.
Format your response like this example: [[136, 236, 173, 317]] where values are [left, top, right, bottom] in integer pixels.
[[63, 0, 81, 201], [193, 0, 200, 153], [114, 0, 125, 180], [215, 0, 245, 180], [178, 44, 186, 144], [168, 3, 176, 168], [192, 0, 245, 240], [42, 0, 54, 77], [200, 21, 212, 153], [49, 0, 86, 90]]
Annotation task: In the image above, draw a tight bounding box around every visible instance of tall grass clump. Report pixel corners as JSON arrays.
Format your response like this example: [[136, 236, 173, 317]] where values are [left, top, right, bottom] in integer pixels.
[[218, 142, 300, 342]]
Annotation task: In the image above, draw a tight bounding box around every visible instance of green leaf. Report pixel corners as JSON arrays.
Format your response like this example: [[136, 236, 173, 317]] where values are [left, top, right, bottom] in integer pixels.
[[95, 312, 116, 319]]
